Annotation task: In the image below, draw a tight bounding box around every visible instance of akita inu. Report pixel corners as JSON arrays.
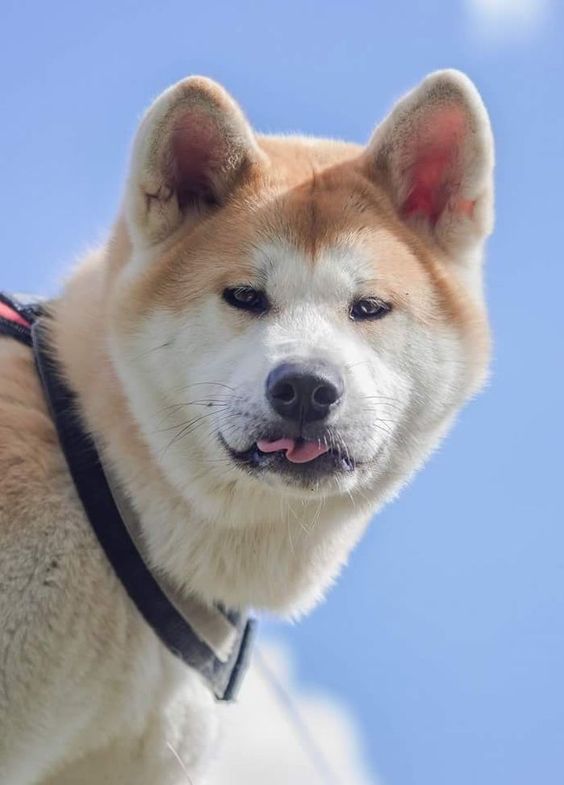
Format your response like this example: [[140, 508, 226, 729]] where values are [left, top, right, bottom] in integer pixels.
[[0, 69, 493, 784]]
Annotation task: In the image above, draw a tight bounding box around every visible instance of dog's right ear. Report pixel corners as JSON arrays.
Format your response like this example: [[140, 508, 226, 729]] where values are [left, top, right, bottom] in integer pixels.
[[125, 77, 263, 246]]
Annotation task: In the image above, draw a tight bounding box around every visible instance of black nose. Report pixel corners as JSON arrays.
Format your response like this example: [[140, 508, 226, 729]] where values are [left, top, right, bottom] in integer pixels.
[[266, 361, 344, 423]]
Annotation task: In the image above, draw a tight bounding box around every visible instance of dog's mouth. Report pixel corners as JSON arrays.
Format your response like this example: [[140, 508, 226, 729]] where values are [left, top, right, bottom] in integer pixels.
[[220, 434, 356, 479]]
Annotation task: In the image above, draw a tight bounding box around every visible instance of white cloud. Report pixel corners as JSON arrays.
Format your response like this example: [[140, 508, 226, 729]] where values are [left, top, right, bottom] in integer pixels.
[[466, 0, 550, 41], [207, 641, 379, 785]]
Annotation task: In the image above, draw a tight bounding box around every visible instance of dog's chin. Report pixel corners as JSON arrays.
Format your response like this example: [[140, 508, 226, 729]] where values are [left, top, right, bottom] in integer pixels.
[[218, 433, 362, 492]]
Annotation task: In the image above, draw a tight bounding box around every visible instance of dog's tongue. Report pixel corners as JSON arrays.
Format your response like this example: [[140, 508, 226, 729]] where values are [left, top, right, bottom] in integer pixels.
[[256, 437, 329, 464]]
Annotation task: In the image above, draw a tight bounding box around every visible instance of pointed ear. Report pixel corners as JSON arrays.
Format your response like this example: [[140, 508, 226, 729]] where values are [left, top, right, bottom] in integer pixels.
[[365, 70, 494, 256], [125, 76, 264, 245]]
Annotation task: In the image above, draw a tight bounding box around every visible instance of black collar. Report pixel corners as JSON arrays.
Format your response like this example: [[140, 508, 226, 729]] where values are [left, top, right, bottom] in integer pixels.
[[0, 293, 254, 701]]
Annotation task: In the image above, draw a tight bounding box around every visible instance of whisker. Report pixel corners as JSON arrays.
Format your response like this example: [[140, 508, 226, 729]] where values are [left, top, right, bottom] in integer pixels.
[[166, 741, 193, 785], [161, 410, 235, 453], [158, 398, 231, 412], [152, 406, 230, 434], [359, 411, 399, 423], [130, 341, 173, 361], [361, 394, 401, 401], [173, 380, 236, 394], [371, 422, 394, 437]]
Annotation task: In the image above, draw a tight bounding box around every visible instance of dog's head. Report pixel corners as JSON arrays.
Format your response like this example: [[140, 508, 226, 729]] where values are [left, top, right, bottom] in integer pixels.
[[104, 72, 493, 611]]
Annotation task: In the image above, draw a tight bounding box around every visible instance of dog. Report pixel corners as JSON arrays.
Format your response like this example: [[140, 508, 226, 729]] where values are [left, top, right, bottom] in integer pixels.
[[0, 69, 494, 784]]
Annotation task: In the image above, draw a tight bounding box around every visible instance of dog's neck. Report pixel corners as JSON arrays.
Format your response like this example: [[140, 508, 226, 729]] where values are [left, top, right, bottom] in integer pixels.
[[51, 238, 373, 616]]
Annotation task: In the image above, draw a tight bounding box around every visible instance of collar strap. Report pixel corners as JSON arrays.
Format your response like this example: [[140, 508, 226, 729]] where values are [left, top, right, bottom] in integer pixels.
[[2, 305, 254, 701]]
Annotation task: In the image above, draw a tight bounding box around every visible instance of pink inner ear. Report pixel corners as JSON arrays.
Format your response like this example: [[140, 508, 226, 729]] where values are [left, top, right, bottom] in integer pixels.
[[170, 112, 227, 200], [401, 106, 474, 225]]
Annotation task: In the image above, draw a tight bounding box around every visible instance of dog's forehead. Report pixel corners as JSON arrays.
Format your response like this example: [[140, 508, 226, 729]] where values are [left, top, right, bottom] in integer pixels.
[[250, 227, 433, 315], [253, 241, 365, 302]]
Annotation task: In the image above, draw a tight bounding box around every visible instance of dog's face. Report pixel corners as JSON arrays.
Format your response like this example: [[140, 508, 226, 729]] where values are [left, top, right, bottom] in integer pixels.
[[104, 72, 493, 611], [119, 200, 467, 503]]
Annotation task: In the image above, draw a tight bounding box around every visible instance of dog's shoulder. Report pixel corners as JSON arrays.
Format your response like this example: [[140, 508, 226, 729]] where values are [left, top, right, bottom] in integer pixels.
[[0, 337, 76, 539], [0, 337, 123, 647], [0, 337, 93, 605]]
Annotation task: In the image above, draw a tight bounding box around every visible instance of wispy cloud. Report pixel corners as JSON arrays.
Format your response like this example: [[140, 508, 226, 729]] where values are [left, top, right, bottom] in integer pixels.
[[208, 641, 379, 785], [466, 0, 550, 41]]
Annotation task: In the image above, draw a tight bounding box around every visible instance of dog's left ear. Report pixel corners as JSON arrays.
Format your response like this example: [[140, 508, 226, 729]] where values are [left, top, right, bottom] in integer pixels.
[[364, 70, 494, 257], [125, 76, 264, 246]]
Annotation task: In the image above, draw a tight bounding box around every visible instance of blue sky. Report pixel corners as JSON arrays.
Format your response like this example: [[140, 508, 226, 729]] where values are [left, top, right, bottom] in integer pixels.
[[2, 2, 563, 784]]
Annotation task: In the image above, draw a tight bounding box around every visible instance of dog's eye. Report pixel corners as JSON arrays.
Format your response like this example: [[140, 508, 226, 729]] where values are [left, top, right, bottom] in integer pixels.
[[222, 286, 269, 315], [350, 297, 392, 321]]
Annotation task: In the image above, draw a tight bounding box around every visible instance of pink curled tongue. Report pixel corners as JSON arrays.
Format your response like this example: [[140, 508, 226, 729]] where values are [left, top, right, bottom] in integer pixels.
[[256, 437, 329, 464]]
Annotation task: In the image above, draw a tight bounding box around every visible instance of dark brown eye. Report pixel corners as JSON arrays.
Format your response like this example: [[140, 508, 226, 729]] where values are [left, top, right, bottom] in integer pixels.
[[222, 286, 269, 315], [350, 297, 392, 321]]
